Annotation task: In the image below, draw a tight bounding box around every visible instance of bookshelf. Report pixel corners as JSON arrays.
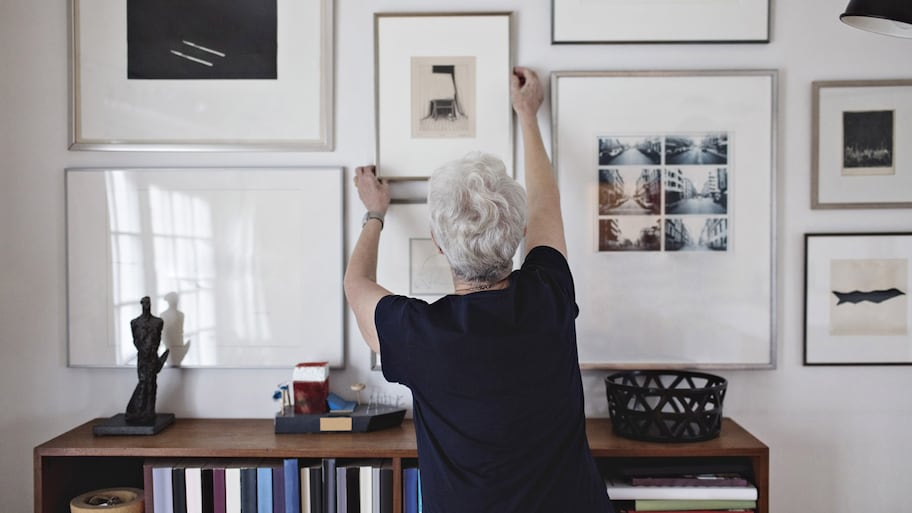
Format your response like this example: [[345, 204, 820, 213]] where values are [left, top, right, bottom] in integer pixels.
[[34, 417, 768, 513]]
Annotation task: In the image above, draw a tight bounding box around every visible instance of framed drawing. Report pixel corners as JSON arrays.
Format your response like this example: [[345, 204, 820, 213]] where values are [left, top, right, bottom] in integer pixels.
[[552, 70, 777, 369], [372, 203, 454, 369], [375, 12, 513, 179], [804, 233, 912, 365], [812, 79, 912, 209], [69, 0, 333, 150], [551, 0, 769, 44], [66, 167, 344, 368]]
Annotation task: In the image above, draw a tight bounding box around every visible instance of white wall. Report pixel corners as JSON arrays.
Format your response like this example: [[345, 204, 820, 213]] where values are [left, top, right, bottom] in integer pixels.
[[2, 1, 910, 512]]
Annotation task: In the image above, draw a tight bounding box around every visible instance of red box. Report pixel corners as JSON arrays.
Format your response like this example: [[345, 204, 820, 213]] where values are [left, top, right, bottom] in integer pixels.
[[292, 362, 329, 414]]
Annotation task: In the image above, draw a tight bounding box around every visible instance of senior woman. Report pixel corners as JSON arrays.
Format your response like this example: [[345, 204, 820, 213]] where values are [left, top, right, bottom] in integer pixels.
[[344, 67, 612, 513]]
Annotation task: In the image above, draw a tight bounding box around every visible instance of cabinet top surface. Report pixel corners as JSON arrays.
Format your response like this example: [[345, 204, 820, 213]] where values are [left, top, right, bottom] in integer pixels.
[[35, 417, 767, 459]]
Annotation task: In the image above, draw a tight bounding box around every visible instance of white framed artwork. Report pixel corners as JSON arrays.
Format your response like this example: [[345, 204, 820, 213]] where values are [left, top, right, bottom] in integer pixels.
[[552, 70, 777, 369], [375, 12, 513, 178], [66, 167, 344, 368]]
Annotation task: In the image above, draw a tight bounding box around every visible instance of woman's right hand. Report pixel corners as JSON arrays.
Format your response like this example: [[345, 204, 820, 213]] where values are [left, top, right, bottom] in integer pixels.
[[353, 165, 390, 215]]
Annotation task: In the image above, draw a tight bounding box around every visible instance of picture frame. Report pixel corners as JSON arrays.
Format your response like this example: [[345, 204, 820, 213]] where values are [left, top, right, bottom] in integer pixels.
[[374, 12, 513, 179], [69, 0, 333, 151], [66, 167, 344, 368], [552, 70, 777, 369], [551, 0, 769, 44], [804, 233, 912, 366], [812, 79, 912, 209]]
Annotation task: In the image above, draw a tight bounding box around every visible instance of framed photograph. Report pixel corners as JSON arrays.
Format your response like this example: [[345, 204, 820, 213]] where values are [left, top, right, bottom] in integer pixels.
[[375, 12, 513, 178], [551, 0, 769, 44], [70, 0, 333, 150], [812, 79, 912, 209], [552, 70, 777, 369], [804, 233, 912, 365], [66, 167, 344, 368]]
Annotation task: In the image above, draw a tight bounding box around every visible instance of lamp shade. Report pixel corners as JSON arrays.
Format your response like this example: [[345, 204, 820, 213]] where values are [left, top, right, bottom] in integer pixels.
[[841, 0, 912, 38]]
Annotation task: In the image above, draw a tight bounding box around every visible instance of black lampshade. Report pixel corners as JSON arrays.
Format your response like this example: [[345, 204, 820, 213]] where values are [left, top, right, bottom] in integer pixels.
[[841, 0, 912, 38]]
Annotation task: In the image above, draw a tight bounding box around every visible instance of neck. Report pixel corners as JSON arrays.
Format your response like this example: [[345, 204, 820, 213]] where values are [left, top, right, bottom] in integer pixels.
[[453, 277, 508, 295]]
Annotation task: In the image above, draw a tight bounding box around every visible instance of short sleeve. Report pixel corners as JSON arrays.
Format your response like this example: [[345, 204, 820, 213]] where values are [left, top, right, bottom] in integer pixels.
[[374, 294, 414, 386], [522, 246, 576, 304]]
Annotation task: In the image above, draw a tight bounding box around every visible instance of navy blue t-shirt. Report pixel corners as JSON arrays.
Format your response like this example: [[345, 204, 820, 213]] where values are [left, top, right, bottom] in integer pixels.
[[376, 246, 612, 513]]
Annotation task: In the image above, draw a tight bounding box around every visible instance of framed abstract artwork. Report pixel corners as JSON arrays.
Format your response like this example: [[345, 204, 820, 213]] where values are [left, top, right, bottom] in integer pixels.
[[804, 233, 912, 365], [551, 0, 769, 44], [66, 167, 344, 368], [552, 70, 777, 369], [374, 12, 513, 178], [69, 0, 333, 150], [812, 79, 912, 209]]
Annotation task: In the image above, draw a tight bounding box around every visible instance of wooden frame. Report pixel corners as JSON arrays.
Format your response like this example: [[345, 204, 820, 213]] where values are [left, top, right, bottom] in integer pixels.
[[812, 79, 912, 209], [374, 12, 513, 179], [551, 0, 769, 44], [69, 0, 333, 150], [804, 232, 912, 365], [552, 70, 777, 369], [65, 167, 345, 368]]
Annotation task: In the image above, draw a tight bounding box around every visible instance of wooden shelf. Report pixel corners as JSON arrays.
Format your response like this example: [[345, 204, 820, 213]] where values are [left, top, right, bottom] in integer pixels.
[[35, 417, 768, 513]]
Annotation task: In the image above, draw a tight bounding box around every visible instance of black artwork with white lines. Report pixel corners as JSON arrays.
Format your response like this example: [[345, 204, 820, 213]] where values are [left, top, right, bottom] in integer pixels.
[[127, 0, 278, 79]]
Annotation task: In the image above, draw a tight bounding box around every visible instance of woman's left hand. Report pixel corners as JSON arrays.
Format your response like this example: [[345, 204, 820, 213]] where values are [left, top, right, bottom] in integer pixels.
[[354, 165, 390, 215]]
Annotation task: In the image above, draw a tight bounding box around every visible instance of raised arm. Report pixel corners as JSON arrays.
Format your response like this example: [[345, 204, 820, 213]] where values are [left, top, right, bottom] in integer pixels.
[[511, 67, 567, 258], [343, 165, 393, 353]]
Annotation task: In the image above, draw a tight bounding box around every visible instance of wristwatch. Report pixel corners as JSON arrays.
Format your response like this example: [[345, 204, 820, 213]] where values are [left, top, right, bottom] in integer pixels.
[[361, 211, 385, 230]]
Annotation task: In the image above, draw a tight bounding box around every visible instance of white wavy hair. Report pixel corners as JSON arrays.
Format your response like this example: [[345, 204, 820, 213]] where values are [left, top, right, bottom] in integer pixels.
[[427, 152, 527, 284]]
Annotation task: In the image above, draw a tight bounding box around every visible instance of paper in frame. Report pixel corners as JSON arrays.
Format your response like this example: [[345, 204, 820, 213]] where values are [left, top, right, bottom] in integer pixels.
[[65, 167, 344, 368], [552, 70, 777, 369], [812, 79, 912, 209], [551, 0, 769, 44], [375, 12, 513, 179], [804, 233, 912, 366], [70, 0, 333, 151]]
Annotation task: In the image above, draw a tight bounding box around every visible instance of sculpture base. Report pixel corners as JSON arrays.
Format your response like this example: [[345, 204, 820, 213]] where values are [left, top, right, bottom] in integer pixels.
[[93, 413, 176, 436]]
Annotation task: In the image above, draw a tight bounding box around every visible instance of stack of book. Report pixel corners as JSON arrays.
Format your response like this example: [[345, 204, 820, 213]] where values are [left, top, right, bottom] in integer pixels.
[[605, 473, 757, 513], [143, 458, 394, 513]]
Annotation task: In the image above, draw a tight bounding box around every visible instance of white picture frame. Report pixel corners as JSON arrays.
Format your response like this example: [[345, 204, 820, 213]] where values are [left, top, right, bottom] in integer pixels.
[[375, 12, 513, 178], [804, 232, 912, 365], [551, 0, 769, 44], [812, 79, 912, 209], [66, 167, 344, 368], [69, 0, 333, 151], [552, 70, 777, 369]]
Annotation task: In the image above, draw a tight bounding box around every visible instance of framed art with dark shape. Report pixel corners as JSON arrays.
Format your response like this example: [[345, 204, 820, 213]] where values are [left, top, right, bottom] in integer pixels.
[[804, 233, 912, 365]]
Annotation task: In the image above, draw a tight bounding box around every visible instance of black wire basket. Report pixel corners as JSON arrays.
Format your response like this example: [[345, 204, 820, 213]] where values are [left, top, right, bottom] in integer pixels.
[[605, 370, 727, 443]]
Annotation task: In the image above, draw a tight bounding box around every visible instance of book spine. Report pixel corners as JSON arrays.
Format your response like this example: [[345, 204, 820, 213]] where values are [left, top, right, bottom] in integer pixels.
[[402, 467, 418, 513], [283, 458, 301, 513], [201, 467, 215, 513], [213, 468, 227, 513], [322, 459, 336, 513], [153, 466, 175, 513], [240, 467, 258, 513], [186, 466, 202, 513], [257, 466, 274, 513], [144, 462, 156, 513], [273, 463, 286, 513], [359, 465, 372, 513], [173, 465, 188, 513], [308, 464, 323, 513]]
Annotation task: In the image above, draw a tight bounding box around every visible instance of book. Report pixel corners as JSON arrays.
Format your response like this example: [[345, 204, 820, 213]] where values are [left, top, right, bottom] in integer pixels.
[[144, 462, 156, 513], [336, 463, 361, 513], [152, 462, 175, 513], [322, 459, 336, 513], [633, 499, 757, 511], [402, 466, 419, 513], [212, 466, 227, 513], [224, 465, 242, 513], [271, 462, 286, 513], [282, 458, 300, 513], [240, 464, 258, 513], [173, 461, 188, 513], [630, 474, 749, 488], [257, 465, 274, 513], [605, 478, 757, 500], [185, 465, 203, 513], [201, 465, 215, 513]]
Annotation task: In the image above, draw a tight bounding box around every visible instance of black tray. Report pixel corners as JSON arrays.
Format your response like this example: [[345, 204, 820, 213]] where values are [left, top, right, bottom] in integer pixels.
[[274, 405, 406, 434]]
